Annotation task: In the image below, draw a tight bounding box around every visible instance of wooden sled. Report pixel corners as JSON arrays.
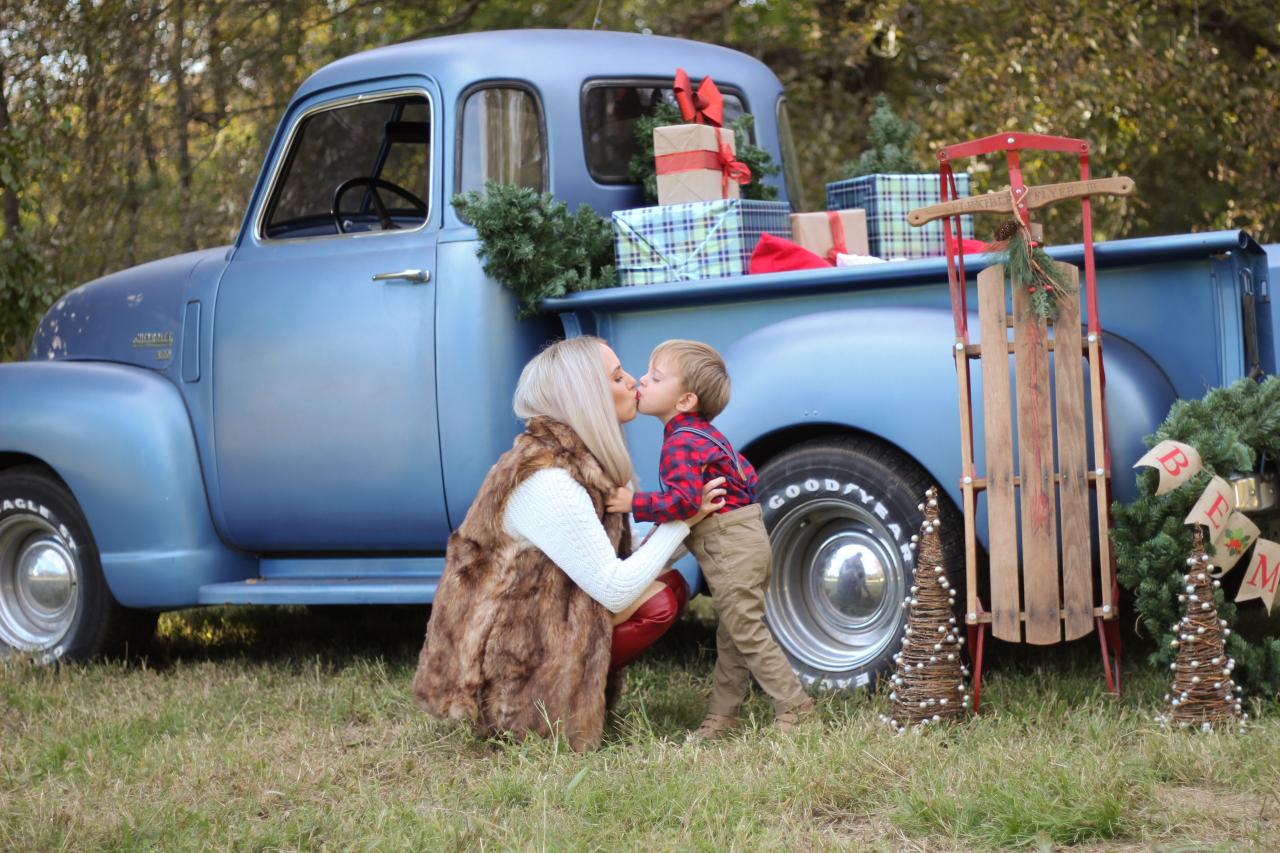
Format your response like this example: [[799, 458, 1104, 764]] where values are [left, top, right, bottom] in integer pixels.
[[908, 133, 1134, 710]]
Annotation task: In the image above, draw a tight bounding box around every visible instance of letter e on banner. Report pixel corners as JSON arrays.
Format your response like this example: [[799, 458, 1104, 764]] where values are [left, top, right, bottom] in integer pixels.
[[1133, 440, 1203, 495], [1184, 475, 1235, 535], [1209, 510, 1260, 574], [1237, 538, 1280, 613]]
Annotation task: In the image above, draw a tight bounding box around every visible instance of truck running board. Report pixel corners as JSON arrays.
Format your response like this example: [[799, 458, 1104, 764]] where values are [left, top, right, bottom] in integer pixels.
[[196, 577, 438, 606]]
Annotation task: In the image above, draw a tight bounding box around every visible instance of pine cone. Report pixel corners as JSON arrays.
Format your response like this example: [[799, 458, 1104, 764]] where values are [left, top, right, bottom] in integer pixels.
[[994, 219, 1021, 242]]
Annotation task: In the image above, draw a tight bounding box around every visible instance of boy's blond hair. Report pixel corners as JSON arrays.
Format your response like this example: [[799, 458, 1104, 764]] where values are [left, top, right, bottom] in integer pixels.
[[652, 339, 731, 421]]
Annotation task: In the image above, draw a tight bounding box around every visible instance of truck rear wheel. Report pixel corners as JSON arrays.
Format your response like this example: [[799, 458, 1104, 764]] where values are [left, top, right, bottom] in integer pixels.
[[757, 437, 962, 691], [0, 466, 155, 661]]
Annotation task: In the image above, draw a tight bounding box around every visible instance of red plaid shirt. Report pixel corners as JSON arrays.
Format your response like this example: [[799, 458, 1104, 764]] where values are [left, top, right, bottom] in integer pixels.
[[632, 412, 758, 523]]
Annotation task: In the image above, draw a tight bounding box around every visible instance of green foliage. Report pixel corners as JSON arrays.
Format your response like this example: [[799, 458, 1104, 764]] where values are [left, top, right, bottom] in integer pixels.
[[841, 95, 925, 178], [998, 229, 1077, 322], [626, 101, 780, 204], [1112, 377, 1280, 700], [0, 235, 55, 360], [452, 182, 615, 318], [6, 1, 1280, 356]]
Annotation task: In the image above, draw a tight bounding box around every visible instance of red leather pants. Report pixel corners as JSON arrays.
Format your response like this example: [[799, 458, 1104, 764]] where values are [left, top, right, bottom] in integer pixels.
[[609, 570, 690, 672]]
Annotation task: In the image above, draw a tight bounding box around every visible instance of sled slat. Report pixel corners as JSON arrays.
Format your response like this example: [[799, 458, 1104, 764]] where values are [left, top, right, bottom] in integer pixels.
[[1089, 334, 1115, 612], [1053, 264, 1093, 641], [1013, 277, 1061, 645], [978, 265, 1021, 642], [956, 348, 980, 625]]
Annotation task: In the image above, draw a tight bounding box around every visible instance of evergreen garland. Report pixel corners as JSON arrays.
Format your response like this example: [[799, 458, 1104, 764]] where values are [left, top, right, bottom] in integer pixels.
[[994, 224, 1076, 322], [452, 182, 615, 319], [840, 94, 924, 178], [626, 101, 780, 204], [1112, 376, 1280, 700]]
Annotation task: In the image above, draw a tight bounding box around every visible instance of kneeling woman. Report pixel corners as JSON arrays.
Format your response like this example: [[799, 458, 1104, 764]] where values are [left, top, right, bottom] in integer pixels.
[[413, 336, 725, 751]]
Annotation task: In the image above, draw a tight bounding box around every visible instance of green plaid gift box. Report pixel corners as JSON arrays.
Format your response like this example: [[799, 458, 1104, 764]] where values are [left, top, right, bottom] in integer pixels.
[[612, 199, 792, 286], [825, 173, 973, 259]]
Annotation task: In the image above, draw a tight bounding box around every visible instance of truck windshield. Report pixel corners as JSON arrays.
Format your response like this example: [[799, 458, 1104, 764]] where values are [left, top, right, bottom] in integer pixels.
[[582, 82, 747, 184]]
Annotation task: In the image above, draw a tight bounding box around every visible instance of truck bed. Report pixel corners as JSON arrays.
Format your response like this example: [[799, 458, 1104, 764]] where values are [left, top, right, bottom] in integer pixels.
[[546, 230, 1273, 515]]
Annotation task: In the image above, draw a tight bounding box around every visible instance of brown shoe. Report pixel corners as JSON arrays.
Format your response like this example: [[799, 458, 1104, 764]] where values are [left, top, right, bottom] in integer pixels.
[[774, 698, 817, 733], [686, 713, 741, 743]]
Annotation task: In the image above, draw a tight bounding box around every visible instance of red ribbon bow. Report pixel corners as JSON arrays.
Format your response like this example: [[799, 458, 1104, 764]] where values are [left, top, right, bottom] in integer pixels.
[[674, 67, 724, 128], [825, 211, 849, 264], [717, 142, 751, 197]]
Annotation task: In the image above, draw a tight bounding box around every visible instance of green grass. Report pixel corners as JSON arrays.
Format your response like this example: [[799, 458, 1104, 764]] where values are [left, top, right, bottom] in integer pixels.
[[2, 603, 1278, 851]]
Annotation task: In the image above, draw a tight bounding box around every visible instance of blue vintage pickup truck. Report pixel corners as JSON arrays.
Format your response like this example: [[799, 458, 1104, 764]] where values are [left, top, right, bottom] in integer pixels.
[[0, 30, 1274, 688]]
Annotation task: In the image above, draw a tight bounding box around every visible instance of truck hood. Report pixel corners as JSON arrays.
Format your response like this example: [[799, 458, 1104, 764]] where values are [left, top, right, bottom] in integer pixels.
[[29, 246, 230, 369]]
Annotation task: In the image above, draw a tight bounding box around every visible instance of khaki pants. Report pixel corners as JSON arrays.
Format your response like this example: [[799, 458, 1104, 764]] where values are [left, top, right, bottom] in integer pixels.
[[685, 504, 807, 716]]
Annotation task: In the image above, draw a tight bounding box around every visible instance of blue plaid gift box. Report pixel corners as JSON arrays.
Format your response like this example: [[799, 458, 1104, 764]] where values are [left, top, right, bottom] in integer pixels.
[[825, 173, 973, 259], [612, 199, 792, 286]]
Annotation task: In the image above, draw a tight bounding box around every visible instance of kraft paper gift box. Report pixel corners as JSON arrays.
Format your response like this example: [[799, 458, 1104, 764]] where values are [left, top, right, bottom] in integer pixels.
[[825, 173, 973, 259], [653, 123, 745, 206], [789, 209, 869, 262], [612, 198, 791, 286]]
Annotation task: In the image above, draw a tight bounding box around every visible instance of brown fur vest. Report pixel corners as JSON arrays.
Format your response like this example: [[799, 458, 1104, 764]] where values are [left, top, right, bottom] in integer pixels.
[[412, 416, 631, 751]]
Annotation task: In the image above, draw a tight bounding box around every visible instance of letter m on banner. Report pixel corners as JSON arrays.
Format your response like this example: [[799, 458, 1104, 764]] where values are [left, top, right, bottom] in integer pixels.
[[1237, 539, 1280, 613]]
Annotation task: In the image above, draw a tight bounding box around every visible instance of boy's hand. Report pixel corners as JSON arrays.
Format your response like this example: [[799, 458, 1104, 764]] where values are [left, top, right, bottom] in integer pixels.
[[606, 486, 635, 514]]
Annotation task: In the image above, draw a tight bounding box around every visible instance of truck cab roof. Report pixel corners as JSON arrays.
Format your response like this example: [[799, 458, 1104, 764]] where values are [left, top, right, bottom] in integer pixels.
[[283, 29, 792, 216]]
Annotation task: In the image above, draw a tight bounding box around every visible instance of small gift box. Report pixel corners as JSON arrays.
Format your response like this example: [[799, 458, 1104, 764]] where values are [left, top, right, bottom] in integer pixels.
[[789, 209, 869, 263], [654, 124, 751, 206], [825, 173, 973, 259], [613, 198, 791, 286]]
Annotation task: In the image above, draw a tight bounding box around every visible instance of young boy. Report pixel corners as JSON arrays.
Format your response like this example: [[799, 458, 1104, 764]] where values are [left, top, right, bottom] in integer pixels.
[[605, 339, 814, 740]]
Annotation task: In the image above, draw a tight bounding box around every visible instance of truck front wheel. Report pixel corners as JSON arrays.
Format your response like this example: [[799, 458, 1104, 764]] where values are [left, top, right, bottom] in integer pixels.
[[0, 466, 155, 661], [757, 437, 962, 691]]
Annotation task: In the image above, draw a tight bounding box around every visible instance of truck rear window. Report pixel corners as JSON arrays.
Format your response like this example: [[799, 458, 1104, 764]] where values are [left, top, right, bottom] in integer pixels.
[[582, 82, 746, 184], [457, 86, 547, 196]]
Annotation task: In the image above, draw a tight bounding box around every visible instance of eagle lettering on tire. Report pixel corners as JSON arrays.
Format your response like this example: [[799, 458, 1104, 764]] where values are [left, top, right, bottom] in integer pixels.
[[0, 466, 155, 661]]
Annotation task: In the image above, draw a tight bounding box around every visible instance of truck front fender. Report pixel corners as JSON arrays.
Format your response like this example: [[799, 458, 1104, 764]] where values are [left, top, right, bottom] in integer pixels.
[[716, 306, 1176, 525], [0, 361, 255, 607]]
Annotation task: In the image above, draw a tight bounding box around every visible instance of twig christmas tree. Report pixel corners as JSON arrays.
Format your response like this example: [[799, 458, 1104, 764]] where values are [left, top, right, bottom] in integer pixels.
[[1159, 526, 1248, 732], [882, 487, 971, 730]]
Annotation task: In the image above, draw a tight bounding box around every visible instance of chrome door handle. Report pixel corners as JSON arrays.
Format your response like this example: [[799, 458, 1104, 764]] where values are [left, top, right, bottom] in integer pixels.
[[371, 269, 430, 284]]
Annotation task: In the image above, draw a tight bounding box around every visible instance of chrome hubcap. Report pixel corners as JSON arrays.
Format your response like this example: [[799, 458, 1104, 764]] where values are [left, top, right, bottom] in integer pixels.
[[0, 514, 80, 651], [766, 498, 905, 673]]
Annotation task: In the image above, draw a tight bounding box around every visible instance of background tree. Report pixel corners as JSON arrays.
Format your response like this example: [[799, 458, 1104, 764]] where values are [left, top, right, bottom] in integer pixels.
[[1, 0, 1276, 359]]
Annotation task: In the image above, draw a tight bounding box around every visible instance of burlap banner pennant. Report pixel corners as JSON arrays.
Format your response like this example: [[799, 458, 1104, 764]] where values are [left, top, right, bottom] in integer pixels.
[[1184, 475, 1236, 537], [1210, 510, 1260, 574], [1236, 538, 1280, 613], [1134, 440, 1203, 496]]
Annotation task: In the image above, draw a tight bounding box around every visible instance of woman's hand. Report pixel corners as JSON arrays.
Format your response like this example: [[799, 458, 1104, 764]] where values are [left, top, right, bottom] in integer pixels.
[[690, 476, 728, 525]]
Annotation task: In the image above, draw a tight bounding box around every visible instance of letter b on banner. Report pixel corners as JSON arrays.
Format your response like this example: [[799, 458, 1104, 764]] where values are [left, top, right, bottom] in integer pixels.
[[1135, 440, 1203, 496]]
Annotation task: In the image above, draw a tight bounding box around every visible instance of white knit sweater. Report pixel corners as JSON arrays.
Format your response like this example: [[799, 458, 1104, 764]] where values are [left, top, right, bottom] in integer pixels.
[[502, 467, 689, 613]]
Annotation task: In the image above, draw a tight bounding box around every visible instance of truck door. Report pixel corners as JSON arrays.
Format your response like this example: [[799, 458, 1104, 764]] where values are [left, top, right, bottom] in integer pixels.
[[212, 81, 447, 551]]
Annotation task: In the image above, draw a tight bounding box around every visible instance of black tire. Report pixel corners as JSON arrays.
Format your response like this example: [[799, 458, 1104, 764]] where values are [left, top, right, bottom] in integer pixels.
[[757, 436, 963, 691], [0, 466, 156, 661]]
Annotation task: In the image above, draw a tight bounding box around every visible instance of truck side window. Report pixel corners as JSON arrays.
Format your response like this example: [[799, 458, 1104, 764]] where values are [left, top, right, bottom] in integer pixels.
[[581, 82, 746, 184], [457, 86, 547, 196], [776, 97, 807, 212], [262, 93, 431, 240]]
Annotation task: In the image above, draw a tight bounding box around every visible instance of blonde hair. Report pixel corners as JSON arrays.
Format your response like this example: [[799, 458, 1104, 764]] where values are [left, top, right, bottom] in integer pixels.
[[651, 339, 731, 421], [513, 336, 636, 486]]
